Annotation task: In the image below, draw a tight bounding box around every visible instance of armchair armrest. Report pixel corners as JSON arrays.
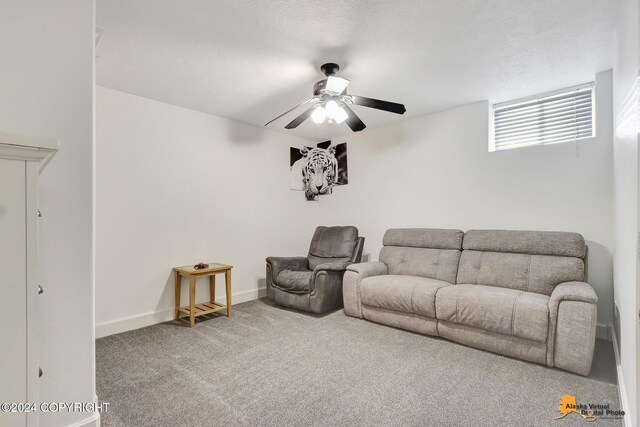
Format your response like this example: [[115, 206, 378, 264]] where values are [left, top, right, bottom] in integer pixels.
[[313, 261, 352, 273], [311, 262, 352, 294], [307, 262, 352, 314], [548, 281, 598, 376], [266, 256, 308, 276], [346, 261, 388, 278]]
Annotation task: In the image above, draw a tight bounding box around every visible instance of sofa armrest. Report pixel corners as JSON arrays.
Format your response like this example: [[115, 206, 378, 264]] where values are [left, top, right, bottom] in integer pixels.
[[547, 281, 598, 376], [343, 262, 388, 318], [346, 261, 388, 278], [550, 281, 598, 307]]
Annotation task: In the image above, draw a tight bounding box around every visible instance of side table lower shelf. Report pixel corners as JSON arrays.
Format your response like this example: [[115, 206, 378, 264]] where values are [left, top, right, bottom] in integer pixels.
[[177, 302, 227, 318]]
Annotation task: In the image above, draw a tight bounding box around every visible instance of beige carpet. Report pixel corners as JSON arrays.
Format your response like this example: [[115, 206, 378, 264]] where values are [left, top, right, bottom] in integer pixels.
[[97, 299, 622, 426]]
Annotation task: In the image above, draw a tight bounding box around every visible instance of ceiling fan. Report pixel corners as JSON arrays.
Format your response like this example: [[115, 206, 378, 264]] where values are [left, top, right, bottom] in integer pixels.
[[264, 63, 406, 132]]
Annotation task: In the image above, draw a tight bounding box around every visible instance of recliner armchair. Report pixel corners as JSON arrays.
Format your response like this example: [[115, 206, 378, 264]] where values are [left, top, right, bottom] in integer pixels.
[[266, 226, 364, 314]]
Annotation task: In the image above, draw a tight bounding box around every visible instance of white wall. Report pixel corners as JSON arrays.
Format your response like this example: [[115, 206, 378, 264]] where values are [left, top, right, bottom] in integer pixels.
[[308, 71, 615, 329], [0, 2, 97, 427], [613, 0, 639, 424], [95, 86, 313, 334], [97, 70, 615, 340]]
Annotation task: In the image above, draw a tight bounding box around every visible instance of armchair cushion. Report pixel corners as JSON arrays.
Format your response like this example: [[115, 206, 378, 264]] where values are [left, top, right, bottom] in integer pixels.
[[308, 226, 359, 269], [275, 269, 313, 293], [272, 261, 352, 294]]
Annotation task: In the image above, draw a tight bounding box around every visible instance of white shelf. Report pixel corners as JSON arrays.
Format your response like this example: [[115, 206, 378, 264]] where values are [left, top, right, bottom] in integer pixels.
[[0, 131, 58, 172]]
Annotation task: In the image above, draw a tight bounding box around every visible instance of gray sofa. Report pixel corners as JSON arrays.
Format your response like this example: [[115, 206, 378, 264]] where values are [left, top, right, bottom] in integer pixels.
[[266, 226, 364, 314], [343, 228, 598, 376]]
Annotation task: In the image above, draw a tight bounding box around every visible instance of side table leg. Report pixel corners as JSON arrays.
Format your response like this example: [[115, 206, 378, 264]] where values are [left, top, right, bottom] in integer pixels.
[[174, 272, 181, 320], [189, 275, 196, 327], [225, 269, 232, 318], [209, 274, 216, 304]]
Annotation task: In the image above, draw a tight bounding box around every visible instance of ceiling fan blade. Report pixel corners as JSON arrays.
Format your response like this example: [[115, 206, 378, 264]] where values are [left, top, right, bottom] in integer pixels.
[[264, 98, 317, 126], [342, 104, 366, 132], [349, 95, 406, 114], [285, 106, 315, 129]]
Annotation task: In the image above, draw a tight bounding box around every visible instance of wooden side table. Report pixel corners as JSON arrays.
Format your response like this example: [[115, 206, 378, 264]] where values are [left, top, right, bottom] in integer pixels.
[[173, 263, 233, 327]]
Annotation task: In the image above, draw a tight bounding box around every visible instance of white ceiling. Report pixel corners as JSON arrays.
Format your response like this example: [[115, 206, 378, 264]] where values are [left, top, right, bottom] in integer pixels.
[[96, 0, 615, 141]]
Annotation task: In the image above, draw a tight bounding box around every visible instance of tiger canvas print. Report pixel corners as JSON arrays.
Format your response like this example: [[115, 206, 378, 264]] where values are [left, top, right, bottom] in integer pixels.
[[290, 141, 348, 201]]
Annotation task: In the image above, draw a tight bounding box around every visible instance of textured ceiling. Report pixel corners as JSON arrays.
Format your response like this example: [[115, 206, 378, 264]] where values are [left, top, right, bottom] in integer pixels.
[[96, 0, 615, 141]]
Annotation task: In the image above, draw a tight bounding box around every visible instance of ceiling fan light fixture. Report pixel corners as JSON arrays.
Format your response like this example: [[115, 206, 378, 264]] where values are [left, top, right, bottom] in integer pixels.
[[324, 99, 340, 116], [332, 105, 348, 124], [325, 100, 348, 124], [311, 105, 327, 124]]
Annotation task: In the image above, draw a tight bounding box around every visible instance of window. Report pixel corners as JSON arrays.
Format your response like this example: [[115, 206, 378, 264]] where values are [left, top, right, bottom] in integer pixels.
[[491, 82, 595, 152]]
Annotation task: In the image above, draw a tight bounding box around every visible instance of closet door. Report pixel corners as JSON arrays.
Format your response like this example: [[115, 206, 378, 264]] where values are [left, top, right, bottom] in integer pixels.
[[0, 158, 27, 426]]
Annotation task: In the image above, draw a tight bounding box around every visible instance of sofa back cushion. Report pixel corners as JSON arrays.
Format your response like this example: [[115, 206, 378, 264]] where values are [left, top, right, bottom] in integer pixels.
[[457, 230, 586, 296], [379, 228, 463, 283], [307, 226, 359, 270]]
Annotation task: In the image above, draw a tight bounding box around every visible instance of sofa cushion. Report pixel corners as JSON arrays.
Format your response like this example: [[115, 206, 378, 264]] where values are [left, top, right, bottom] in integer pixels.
[[380, 248, 461, 283], [360, 275, 451, 318], [275, 269, 313, 293], [435, 284, 549, 342], [378, 228, 463, 283], [383, 228, 464, 250], [456, 250, 584, 296], [307, 226, 359, 270], [463, 229, 586, 258]]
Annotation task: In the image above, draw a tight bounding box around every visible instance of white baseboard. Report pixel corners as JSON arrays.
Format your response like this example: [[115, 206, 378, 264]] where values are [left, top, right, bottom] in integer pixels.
[[96, 287, 266, 338], [596, 322, 611, 341], [66, 412, 100, 427], [610, 326, 632, 427]]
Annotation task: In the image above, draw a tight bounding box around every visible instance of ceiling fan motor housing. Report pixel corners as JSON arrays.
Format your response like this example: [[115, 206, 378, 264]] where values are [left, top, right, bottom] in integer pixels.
[[320, 62, 339, 76], [315, 63, 341, 95]]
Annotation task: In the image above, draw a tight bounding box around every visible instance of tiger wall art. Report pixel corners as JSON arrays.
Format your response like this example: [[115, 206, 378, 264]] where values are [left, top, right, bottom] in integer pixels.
[[290, 140, 348, 201]]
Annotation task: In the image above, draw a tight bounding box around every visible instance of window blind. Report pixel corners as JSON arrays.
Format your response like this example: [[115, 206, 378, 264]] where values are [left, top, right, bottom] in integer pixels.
[[492, 83, 594, 151]]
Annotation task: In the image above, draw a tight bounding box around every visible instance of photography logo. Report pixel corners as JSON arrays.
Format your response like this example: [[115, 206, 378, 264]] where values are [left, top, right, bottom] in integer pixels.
[[555, 395, 625, 422]]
